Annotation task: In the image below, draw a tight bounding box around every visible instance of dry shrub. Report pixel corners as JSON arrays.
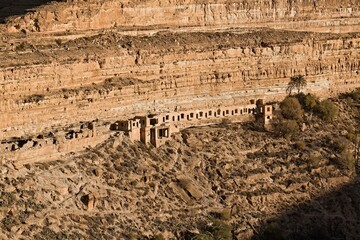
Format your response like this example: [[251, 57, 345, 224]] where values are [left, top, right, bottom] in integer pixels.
[[272, 119, 299, 139], [330, 137, 355, 170], [280, 97, 303, 121], [314, 99, 338, 122], [294, 140, 306, 150]]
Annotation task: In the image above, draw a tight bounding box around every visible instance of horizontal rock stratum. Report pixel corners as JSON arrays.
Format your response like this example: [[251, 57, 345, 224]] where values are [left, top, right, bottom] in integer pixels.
[[0, 0, 359, 163]]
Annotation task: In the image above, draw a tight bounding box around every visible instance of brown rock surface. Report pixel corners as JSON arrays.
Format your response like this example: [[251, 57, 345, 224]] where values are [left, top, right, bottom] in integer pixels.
[[0, 1, 359, 239], [0, 0, 359, 163], [0, 98, 360, 239]]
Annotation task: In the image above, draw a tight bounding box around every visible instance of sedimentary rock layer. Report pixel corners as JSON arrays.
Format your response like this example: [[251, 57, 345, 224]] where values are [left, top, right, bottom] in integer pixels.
[[0, 0, 359, 162], [5, 0, 360, 33], [0, 30, 359, 140]]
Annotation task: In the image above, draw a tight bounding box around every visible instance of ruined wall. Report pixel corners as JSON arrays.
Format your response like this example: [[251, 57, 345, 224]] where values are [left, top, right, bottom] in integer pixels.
[[5, 0, 360, 33]]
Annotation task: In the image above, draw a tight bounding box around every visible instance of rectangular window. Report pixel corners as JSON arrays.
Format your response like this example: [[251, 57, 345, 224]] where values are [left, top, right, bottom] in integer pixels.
[[235, 109, 238, 114], [166, 115, 169, 120], [209, 111, 212, 116], [181, 114, 185, 119], [150, 119, 157, 126], [158, 128, 169, 138]]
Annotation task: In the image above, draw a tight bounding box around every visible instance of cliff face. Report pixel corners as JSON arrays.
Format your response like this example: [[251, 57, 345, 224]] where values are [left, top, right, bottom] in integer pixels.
[[0, 0, 359, 162], [5, 0, 360, 33], [1, 2, 360, 239]]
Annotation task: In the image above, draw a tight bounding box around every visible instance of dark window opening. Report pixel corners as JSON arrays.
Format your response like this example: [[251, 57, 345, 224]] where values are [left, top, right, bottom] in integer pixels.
[[150, 119, 158, 126], [158, 128, 169, 138]]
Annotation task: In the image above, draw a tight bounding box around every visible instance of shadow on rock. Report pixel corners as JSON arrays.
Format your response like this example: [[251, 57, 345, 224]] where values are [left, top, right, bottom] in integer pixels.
[[252, 177, 360, 240], [0, 0, 59, 23]]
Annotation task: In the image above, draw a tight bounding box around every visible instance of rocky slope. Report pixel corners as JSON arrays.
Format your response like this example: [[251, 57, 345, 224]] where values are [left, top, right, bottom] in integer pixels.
[[1, 96, 359, 239]]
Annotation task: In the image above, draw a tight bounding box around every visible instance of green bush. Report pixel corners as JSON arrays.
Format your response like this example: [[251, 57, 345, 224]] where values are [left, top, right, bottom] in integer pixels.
[[280, 97, 303, 121], [296, 93, 318, 111], [337, 150, 355, 170], [331, 137, 348, 153], [273, 119, 299, 139], [330, 137, 355, 170], [209, 209, 231, 221], [210, 220, 232, 240], [194, 220, 232, 240], [314, 99, 338, 122]]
